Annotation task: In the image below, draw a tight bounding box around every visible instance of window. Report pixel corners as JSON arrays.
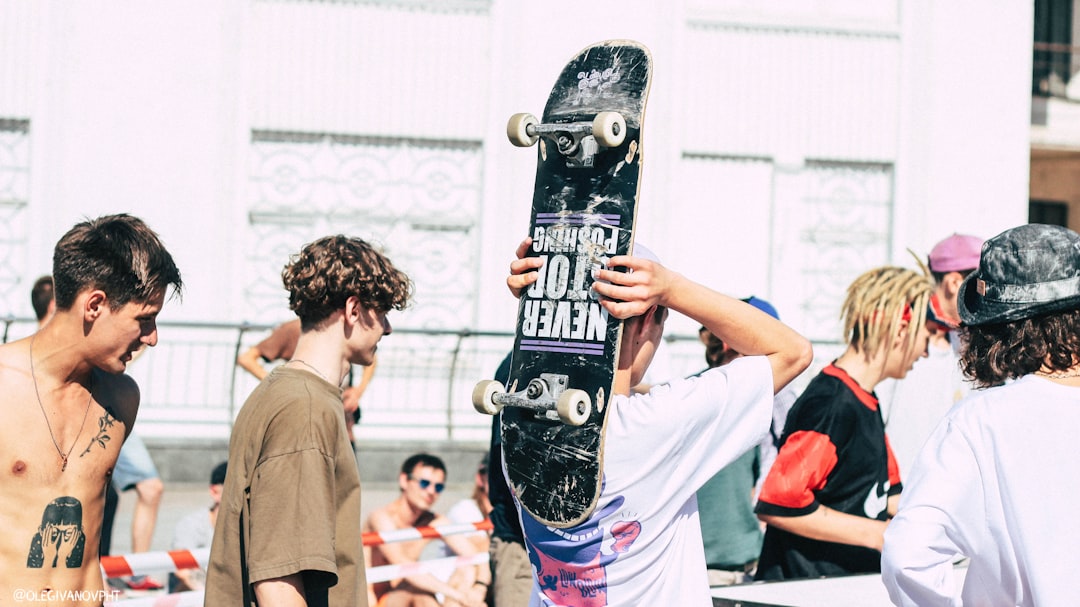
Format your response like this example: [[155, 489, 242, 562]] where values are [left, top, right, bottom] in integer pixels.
[[1033, 0, 1075, 97], [1030, 198, 1069, 226]]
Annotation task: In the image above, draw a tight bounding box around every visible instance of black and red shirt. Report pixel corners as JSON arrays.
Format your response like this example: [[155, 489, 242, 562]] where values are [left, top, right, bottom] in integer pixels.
[[754, 363, 902, 581]]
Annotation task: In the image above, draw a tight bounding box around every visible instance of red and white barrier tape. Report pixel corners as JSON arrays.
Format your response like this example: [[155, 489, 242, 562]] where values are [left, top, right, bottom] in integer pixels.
[[100, 549, 208, 579], [100, 520, 492, 578], [367, 552, 489, 583], [104, 553, 491, 606], [361, 519, 492, 547]]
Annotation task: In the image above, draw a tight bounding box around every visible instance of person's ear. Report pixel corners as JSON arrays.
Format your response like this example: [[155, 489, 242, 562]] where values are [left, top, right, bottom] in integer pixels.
[[344, 296, 367, 326], [893, 318, 911, 347], [83, 290, 108, 322], [943, 272, 965, 297]]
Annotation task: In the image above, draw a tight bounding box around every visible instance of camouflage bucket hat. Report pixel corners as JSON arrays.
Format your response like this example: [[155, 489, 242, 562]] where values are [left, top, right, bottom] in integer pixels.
[[958, 223, 1080, 326]]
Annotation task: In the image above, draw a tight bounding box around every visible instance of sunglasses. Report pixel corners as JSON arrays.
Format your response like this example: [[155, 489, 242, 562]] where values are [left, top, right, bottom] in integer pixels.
[[409, 476, 445, 493]]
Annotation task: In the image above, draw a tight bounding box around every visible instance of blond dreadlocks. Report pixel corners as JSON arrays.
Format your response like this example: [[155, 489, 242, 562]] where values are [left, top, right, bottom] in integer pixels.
[[841, 266, 934, 358]]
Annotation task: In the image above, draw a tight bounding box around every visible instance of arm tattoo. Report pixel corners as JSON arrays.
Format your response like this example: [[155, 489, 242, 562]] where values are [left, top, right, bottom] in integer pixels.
[[81, 406, 118, 457]]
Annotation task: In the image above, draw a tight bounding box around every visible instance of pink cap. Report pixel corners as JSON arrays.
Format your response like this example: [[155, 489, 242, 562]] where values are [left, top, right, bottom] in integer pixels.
[[928, 234, 983, 273]]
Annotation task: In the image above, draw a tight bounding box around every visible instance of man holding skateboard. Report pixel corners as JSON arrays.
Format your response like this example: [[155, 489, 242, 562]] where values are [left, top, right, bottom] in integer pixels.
[[505, 239, 813, 606]]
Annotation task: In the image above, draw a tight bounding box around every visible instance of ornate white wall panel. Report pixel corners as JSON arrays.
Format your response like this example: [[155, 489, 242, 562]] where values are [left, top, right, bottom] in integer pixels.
[[681, 24, 900, 162], [0, 120, 30, 316], [246, 131, 483, 329], [772, 160, 894, 342], [248, 1, 490, 139]]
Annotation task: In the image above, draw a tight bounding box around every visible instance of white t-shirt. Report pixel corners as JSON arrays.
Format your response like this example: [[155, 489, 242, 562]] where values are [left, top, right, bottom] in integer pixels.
[[516, 355, 774, 607], [882, 374, 1080, 606], [436, 498, 487, 559], [754, 384, 798, 501], [881, 338, 971, 476]]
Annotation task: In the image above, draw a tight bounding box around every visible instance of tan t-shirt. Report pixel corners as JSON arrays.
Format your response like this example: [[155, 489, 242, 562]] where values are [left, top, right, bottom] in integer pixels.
[[205, 367, 365, 607]]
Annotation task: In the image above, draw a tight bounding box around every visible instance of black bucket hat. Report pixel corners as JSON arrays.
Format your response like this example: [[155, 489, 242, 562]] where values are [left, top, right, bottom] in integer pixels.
[[959, 223, 1080, 327]]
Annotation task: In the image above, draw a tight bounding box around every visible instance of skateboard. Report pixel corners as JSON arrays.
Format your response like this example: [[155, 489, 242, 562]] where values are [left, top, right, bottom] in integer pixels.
[[473, 40, 652, 528]]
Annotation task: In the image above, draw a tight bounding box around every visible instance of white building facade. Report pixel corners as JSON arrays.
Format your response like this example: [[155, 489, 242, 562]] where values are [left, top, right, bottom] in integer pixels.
[[0, 0, 1033, 441]]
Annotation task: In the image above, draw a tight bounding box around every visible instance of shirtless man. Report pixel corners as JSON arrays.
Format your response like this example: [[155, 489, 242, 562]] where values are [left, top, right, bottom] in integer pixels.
[[364, 453, 488, 607], [0, 214, 181, 605]]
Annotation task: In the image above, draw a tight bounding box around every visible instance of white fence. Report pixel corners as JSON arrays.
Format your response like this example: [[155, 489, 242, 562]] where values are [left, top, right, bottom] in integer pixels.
[[2, 317, 844, 443]]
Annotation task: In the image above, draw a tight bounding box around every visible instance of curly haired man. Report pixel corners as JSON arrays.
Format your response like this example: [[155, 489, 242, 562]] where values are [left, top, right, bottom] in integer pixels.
[[206, 235, 412, 607], [883, 224, 1080, 606]]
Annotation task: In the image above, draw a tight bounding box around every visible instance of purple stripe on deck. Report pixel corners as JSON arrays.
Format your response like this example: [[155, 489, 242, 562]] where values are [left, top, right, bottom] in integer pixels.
[[535, 213, 621, 226], [520, 339, 606, 356]]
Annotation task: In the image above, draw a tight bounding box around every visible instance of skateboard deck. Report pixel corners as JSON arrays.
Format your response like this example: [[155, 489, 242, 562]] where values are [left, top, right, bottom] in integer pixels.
[[474, 40, 652, 528]]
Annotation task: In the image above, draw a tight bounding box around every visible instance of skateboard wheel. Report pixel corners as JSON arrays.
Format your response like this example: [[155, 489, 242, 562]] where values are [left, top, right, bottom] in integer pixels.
[[556, 389, 591, 426], [592, 112, 626, 148], [472, 380, 505, 416], [507, 113, 539, 147]]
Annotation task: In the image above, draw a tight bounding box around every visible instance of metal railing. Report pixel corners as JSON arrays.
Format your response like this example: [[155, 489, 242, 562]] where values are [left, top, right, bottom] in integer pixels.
[[3, 317, 842, 443]]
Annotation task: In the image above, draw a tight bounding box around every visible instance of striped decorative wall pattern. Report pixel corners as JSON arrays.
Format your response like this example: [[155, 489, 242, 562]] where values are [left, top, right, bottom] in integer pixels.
[[247, 0, 491, 139], [0, 1, 39, 117], [681, 23, 900, 162]]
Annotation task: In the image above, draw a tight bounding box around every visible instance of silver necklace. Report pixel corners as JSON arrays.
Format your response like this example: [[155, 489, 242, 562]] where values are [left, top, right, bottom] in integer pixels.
[[288, 359, 331, 384], [30, 334, 94, 472]]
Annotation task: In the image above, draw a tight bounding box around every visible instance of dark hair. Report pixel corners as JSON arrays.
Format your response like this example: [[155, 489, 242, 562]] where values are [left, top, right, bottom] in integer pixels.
[[401, 453, 446, 476], [31, 275, 54, 321], [960, 308, 1080, 388], [282, 235, 412, 329], [52, 214, 182, 310], [210, 461, 228, 486], [698, 326, 734, 368], [930, 267, 975, 285]]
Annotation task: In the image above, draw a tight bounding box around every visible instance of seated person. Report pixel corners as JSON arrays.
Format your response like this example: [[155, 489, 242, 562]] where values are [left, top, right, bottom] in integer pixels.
[[441, 455, 492, 557], [169, 461, 227, 592], [363, 453, 489, 607]]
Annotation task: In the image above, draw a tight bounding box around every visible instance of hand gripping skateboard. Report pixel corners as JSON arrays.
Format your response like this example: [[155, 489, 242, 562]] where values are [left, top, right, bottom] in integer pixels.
[[474, 40, 652, 527]]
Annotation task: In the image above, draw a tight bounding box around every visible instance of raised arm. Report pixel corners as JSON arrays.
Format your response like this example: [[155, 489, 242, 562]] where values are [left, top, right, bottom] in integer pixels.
[[506, 238, 811, 393], [236, 346, 269, 380], [592, 254, 812, 394]]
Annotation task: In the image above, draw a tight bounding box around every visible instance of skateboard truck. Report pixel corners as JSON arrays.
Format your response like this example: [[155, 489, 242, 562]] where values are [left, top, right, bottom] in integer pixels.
[[507, 112, 626, 168], [473, 373, 592, 426]]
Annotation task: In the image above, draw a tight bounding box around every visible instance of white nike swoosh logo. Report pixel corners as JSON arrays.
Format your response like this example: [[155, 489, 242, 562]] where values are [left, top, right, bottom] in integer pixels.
[[863, 480, 889, 518]]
